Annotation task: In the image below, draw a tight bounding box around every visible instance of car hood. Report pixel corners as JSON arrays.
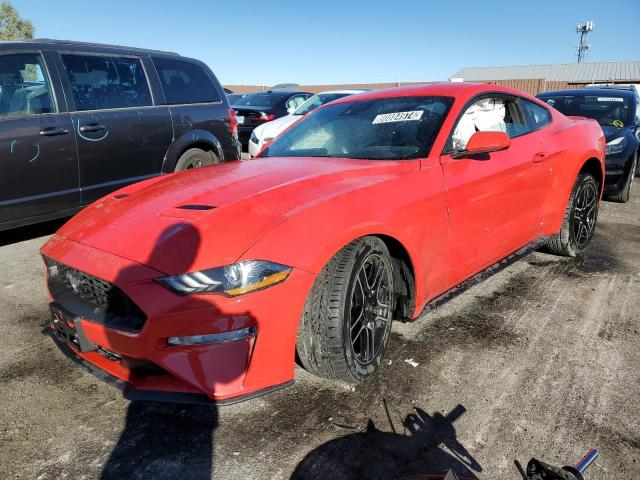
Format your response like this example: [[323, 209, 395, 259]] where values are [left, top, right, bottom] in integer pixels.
[[601, 125, 630, 143], [254, 115, 300, 140], [57, 157, 417, 275]]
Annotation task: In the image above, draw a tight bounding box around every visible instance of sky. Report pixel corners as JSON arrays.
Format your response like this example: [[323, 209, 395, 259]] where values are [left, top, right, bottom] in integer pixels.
[[11, 0, 640, 86]]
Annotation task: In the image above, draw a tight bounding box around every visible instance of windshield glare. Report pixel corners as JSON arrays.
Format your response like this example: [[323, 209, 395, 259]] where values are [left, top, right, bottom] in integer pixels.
[[541, 94, 633, 127], [261, 96, 453, 160], [293, 93, 351, 115]]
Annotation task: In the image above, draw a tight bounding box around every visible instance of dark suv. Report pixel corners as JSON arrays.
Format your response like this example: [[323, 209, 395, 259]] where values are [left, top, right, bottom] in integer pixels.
[[0, 39, 241, 231], [538, 86, 640, 203]]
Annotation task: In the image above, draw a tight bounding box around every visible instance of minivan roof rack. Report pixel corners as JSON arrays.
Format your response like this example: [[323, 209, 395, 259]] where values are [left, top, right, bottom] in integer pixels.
[[27, 38, 180, 56]]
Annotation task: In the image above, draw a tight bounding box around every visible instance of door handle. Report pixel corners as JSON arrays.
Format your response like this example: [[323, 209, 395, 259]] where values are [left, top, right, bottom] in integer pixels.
[[40, 127, 69, 136], [532, 152, 550, 164], [79, 124, 107, 133]]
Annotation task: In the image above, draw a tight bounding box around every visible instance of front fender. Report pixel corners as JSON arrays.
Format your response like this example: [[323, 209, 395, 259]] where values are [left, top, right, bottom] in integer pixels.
[[161, 129, 225, 173]]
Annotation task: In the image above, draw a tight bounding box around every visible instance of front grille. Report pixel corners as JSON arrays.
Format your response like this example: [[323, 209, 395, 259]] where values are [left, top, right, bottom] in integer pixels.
[[45, 258, 147, 332]]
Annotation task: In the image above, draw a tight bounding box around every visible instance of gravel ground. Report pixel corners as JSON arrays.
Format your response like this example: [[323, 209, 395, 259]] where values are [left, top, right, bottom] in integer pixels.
[[0, 193, 638, 480]]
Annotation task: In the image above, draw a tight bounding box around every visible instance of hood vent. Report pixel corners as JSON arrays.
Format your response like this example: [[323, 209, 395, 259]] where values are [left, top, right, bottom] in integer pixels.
[[176, 204, 216, 211]]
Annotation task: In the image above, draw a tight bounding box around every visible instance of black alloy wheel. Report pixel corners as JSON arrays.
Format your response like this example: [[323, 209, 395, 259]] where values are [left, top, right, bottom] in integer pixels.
[[348, 253, 393, 366], [570, 180, 598, 249]]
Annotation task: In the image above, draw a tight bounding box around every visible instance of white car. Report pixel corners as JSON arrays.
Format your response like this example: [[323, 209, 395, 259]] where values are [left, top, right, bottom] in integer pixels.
[[248, 89, 367, 157]]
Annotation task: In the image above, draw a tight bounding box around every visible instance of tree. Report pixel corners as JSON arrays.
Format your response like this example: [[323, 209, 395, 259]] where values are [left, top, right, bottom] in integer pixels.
[[0, 1, 34, 41]]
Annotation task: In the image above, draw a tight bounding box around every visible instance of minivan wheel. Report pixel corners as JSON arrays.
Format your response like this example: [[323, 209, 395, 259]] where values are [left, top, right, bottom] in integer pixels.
[[296, 236, 394, 383], [545, 173, 599, 257], [174, 148, 220, 171]]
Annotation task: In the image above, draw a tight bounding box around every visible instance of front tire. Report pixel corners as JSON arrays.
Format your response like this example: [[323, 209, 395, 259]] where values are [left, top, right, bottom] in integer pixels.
[[174, 148, 220, 171], [607, 153, 636, 203], [296, 236, 394, 382], [545, 172, 599, 257]]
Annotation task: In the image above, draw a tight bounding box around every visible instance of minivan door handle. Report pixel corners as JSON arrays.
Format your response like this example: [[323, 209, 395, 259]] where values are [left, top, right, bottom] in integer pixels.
[[79, 124, 107, 133], [40, 127, 69, 136]]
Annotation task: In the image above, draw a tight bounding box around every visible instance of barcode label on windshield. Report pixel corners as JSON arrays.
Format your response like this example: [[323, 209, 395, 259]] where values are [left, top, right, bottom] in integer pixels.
[[372, 111, 424, 124], [597, 97, 624, 102]]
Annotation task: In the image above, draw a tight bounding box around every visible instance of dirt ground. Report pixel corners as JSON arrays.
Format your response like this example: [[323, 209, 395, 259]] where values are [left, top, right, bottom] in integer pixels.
[[0, 193, 638, 480]]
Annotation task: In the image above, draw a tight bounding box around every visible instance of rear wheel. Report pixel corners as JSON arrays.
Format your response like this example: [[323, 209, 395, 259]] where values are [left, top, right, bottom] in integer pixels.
[[546, 173, 599, 257], [174, 148, 220, 171], [296, 236, 394, 382]]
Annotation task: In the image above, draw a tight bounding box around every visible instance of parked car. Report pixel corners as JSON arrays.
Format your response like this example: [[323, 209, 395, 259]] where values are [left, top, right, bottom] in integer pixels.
[[41, 83, 604, 404], [538, 86, 639, 202], [226, 92, 253, 104], [248, 89, 367, 157], [232, 90, 312, 148], [0, 39, 240, 231]]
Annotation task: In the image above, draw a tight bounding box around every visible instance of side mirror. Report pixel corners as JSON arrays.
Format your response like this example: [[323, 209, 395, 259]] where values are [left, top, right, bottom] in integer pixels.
[[452, 131, 511, 159]]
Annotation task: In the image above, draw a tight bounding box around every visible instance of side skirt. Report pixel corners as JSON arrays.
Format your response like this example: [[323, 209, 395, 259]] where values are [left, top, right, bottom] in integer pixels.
[[420, 236, 550, 316]]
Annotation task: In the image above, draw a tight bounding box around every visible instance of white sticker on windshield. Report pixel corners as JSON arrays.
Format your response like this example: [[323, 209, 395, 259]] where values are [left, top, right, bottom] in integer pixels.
[[597, 97, 624, 102], [372, 110, 424, 124]]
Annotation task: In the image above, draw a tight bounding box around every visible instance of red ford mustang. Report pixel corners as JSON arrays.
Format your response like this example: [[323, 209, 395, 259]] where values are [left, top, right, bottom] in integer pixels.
[[41, 83, 605, 403]]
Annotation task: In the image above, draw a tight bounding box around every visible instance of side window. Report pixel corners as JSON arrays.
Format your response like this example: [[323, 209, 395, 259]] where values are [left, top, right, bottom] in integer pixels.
[[152, 58, 221, 105], [286, 94, 309, 111], [0, 53, 55, 117], [61, 54, 151, 111], [522, 99, 551, 130], [450, 96, 529, 151]]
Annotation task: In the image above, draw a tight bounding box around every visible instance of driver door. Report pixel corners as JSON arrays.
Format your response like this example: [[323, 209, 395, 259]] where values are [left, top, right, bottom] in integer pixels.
[[441, 94, 550, 284], [0, 51, 79, 226]]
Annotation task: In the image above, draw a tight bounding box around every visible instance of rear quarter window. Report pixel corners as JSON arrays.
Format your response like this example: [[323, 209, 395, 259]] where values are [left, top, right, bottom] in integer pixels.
[[521, 99, 551, 130], [152, 58, 221, 105]]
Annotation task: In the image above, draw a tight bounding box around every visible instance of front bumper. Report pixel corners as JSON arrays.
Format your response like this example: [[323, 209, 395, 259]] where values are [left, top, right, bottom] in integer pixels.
[[248, 136, 262, 157], [41, 234, 314, 403], [603, 152, 633, 193]]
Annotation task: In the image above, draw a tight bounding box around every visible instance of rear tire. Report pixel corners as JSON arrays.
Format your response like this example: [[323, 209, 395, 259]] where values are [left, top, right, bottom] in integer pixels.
[[546, 173, 599, 257], [174, 148, 220, 171], [296, 236, 394, 383], [607, 154, 636, 203]]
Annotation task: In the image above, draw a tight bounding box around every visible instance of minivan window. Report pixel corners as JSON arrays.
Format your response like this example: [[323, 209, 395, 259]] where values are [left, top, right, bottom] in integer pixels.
[[152, 58, 220, 104], [0, 53, 55, 117], [61, 54, 152, 111]]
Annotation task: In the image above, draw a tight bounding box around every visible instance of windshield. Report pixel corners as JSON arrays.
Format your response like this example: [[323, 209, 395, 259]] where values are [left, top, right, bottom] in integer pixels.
[[293, 93, 352, 115], [260, 96, 453, 160], [233, 92, 286, 108], [540, 94, 633, 127]]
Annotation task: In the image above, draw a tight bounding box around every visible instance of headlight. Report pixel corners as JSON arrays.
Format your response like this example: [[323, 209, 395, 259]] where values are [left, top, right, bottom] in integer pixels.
[[606, 136, 627, 155], [156, 260, 291, 296], [250, 131, 259, 144]]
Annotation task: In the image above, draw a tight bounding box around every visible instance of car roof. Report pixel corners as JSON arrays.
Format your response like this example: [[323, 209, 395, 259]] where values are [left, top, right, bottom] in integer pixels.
[[328, 82, 537, 105], [247, 90, 312, 96], [538, 88, 636, 98], [0, 38, 180, 57], [317, 89, 369, 95]]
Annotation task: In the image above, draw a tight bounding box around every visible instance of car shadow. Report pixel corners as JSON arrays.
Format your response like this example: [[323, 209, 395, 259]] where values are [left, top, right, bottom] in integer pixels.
[[0, 217, 68, 247], [290, 403, 482, 480], [95, 222, 243, 479], [100, 401, 218, 480]]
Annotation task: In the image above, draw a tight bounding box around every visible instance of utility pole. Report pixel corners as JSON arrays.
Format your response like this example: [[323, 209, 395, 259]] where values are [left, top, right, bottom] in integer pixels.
[[576, 21, 594, 63]]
